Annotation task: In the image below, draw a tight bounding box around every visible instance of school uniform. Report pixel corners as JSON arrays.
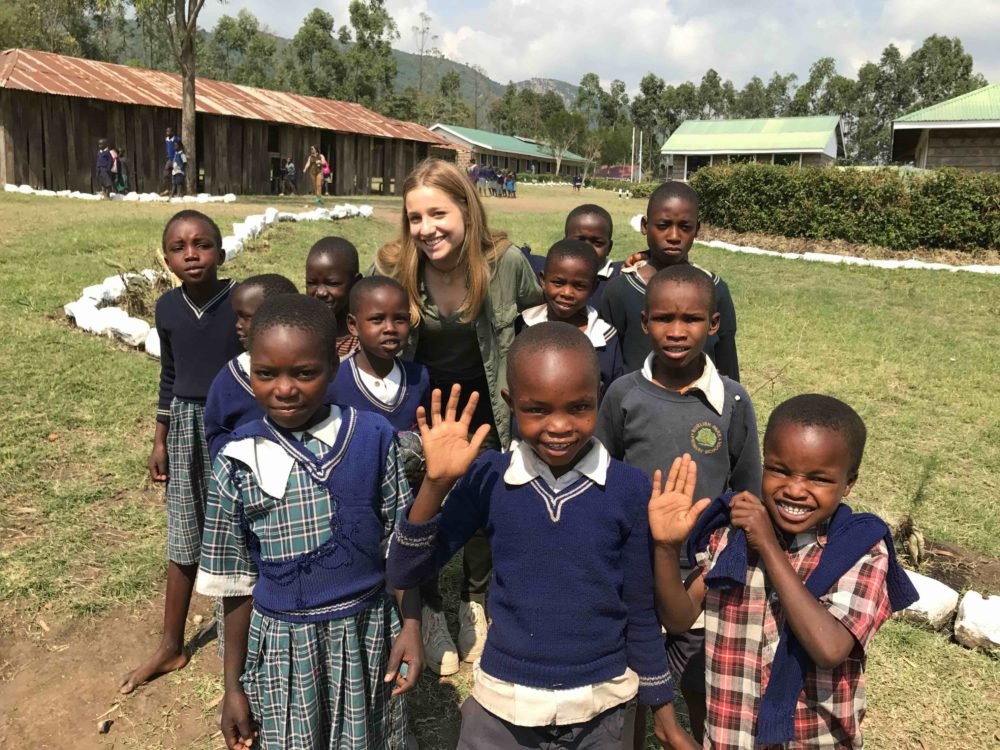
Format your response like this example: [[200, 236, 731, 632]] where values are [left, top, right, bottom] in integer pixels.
[[516, 304, 624, 395], [198, 407, 411, 750], [330, 353, 430, 433], [155, 280, 241, 566], [203, 351, 340, 460], [597, 261, 740, 379], [588, 259, 623, 310], [387, 440, 674, 748]]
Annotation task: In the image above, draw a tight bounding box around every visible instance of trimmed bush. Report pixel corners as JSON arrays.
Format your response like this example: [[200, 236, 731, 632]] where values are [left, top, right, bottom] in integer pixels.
[[586, 179, 662, 199], [689, 164, 1000, 251]]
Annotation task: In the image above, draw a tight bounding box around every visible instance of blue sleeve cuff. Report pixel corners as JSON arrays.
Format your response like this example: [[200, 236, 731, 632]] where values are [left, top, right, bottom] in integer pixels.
[[637, 671, 675, 706]]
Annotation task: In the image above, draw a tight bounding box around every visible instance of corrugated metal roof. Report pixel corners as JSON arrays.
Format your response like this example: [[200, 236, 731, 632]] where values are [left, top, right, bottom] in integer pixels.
[[895, 84, 1000, 123], [0, 48, 449, 145], [430, 123, 586, 162], [661, 116, 841, 154]]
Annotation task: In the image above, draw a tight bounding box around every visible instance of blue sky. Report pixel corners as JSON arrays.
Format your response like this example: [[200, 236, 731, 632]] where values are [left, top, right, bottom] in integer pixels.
[[199, 0, 1000, 91]]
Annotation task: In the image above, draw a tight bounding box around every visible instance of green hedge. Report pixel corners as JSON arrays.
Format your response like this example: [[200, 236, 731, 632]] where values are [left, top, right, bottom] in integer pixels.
[[689, 164, 1000, 251], [585, 179, 662, 199]]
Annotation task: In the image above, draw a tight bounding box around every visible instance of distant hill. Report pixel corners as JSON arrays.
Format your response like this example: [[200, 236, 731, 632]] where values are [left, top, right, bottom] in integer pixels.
[[388, 48, 580, 124]]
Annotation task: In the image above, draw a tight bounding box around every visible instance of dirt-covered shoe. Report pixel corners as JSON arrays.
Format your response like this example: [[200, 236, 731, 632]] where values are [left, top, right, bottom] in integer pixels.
[[421, 606, 459, 676], [458, 600, 488, 663]]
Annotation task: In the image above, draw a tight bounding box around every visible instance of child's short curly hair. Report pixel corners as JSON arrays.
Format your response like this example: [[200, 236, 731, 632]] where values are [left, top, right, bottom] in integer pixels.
[[765, 394, 867, 476], [248, 294, 336, 361]]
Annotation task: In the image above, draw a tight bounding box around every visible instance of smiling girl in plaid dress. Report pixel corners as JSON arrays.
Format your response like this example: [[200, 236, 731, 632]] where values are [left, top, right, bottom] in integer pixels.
[[197, 295, 422, 750]]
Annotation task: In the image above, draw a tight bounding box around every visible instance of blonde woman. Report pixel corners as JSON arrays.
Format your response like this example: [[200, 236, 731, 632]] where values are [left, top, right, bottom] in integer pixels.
[[375, 158, 541, 676]]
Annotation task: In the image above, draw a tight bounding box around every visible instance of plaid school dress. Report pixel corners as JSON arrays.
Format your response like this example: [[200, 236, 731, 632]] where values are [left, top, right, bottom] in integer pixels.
[[199, 407, 411, 749]]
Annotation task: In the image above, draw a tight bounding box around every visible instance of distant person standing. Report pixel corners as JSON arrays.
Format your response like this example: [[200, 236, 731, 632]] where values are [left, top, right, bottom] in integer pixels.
[[171, 141, 188, 197], [305, 145, 327, 204], [163, 127, 180, 195], [282, 155, 296, 195], [96, 138, 113, 198]]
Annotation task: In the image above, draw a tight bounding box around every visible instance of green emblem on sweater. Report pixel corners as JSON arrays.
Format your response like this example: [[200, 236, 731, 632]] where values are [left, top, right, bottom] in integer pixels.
[[691, 422, 722, 455]]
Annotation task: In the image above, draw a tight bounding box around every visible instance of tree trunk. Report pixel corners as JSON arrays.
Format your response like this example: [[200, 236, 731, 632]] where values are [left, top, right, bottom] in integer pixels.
[[180, 30, 197, 195], [554, 153, 562, 175]]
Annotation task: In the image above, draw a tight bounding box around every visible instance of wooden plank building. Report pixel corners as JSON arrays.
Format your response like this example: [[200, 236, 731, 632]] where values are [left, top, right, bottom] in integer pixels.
[[0, 48, 455, 195]]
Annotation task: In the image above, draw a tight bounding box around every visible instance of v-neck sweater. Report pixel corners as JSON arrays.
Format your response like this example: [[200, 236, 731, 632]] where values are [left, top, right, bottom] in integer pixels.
[[155, 281, 241, 423], [330, 355, 430, 433], [387, 450, 674, 706]]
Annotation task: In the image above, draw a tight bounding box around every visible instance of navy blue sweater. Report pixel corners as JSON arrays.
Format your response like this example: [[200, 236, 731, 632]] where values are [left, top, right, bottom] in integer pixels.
[[155, 281, 241, 424], [387, 451, 674, 706], [329, 355, 430, 433]]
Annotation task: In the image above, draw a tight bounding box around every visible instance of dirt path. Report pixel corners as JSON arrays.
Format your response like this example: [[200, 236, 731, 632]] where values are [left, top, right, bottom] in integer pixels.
[[0, 596, 222, 750]]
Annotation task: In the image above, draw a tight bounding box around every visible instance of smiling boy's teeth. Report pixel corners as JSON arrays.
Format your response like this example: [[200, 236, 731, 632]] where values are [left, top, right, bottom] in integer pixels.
[[777, 501, 810, 516]]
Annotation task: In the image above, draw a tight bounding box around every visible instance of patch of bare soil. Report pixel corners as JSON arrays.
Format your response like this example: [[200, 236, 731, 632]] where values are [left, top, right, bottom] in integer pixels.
[[699, 224, 1000, 267], [912, 540, 1000, 595], [0, 596, 221, 750]]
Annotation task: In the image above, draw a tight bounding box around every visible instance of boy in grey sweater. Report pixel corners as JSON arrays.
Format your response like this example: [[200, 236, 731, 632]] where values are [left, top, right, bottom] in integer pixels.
[[597, 264, 761, 745]]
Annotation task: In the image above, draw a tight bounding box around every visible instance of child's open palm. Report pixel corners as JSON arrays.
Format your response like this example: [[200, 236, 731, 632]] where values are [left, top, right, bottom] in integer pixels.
[[417, 385, 491, 486], [648, 454, 712, 547]]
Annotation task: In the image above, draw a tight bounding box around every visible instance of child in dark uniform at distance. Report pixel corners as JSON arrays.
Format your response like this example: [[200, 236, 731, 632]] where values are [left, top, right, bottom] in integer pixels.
[[564, 204, 621, 309], [331, 277, 431, 485], [597, 264, 761, 745], [515, 240, 623, 398], [120, 210, 242, 695], [598, 182, 740, 380], [304, 236, 362, 360], [204, 273, 327, 460], [96, 138, 114, 198], [388, 323, 697, 750]]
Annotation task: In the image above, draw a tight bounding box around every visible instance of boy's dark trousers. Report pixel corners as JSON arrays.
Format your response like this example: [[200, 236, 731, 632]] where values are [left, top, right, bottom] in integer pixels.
[[458, 696, 637, 750]]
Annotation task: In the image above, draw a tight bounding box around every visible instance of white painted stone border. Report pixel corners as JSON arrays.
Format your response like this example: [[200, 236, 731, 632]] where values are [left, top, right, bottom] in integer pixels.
[[628, 214, 1000, 275], [62, 203, 374, 357], [5, 182, 238, 204]]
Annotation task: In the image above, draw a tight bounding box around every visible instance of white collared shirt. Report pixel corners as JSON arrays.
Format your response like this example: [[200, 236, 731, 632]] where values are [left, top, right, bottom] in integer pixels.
[[475, 437, 637, 725], [640, 351, 726, 415], [221, 406, 343, 499], [354, 359, 403, 404], [519, 303, 617, 350], [597, 258, 616, 278], [503, 436, 610, 492]]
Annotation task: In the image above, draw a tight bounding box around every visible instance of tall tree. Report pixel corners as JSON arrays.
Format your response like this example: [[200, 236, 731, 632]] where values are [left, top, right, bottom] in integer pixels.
[[489, 82, 520, 135], [288, 9, 345, 99], [698, 69, 726, 118], [575, 72, 604, 127], [469, 63, 489, 128], [132, 0, 209, 194], [343, 0, 398, 110], [541, 109, 584, 174], [435, 70, 471, 125], [205, 10, 275, 85], [906, 34, 986, 109], [412, 12, 439, 105]]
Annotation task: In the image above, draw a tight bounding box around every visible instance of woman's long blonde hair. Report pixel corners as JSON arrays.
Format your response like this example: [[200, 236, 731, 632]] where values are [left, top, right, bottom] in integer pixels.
[[375, 158, 509, 324]]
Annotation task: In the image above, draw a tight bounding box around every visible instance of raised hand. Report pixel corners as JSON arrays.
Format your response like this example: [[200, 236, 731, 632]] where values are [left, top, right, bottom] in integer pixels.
[[648, 454, 711, 547], [417, 385, 491, 487]]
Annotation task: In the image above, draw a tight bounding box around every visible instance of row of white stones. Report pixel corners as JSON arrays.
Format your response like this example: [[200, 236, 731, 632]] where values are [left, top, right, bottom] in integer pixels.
[[62, 204, 374, 358]]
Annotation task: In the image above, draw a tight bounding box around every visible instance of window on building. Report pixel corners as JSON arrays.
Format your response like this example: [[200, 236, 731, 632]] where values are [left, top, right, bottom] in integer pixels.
[[773, 153, 800, 166]]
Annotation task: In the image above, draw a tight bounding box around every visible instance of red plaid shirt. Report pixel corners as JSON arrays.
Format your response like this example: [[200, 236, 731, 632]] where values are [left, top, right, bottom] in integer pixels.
[[336, 334, 359, 361], [698, 524, 892, 749]]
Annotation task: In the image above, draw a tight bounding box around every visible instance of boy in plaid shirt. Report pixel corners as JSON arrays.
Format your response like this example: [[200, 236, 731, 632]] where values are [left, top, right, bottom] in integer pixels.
[[647, 394, 916, 748]]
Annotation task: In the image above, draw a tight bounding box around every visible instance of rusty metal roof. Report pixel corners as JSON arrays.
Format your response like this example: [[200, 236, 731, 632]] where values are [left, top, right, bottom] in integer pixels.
[[0, 48, 449, 145]]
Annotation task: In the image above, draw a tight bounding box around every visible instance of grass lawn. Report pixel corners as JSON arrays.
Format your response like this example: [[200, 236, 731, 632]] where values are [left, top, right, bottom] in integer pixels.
[[0, 185, 997, 749]]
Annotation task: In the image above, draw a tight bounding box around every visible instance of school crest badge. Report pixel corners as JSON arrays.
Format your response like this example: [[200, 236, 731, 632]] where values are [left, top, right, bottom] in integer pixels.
[[690, 422, 722, 455]]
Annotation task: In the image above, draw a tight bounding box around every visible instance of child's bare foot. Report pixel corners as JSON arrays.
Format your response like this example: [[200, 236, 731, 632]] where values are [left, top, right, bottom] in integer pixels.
[[118, 646, 189, 694]]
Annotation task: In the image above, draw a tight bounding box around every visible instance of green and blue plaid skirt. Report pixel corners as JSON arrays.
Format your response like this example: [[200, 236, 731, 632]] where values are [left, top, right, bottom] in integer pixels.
[[166, 398, 212, 566], [242, 592, 406, 749]]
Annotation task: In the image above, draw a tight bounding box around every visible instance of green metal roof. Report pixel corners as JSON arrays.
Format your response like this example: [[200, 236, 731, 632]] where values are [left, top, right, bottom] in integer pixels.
[[895, 84, 1000, 123], [660, 116, 841, 154], [431, 123, 585, 162]]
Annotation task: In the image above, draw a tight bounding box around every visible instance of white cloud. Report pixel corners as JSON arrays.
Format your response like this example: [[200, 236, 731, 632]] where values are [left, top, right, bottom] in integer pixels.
[[198, 1, 999, 91]]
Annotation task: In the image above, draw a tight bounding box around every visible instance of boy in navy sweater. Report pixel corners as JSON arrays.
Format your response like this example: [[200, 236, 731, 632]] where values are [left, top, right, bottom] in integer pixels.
[[388, 323, 695, 749], [565, 204, 621, 309], [332, 277, 430, 483], [516, 240, 623, 397], [598, 182, 740, 379], [203, 273, 302, 459], [597, 264, 760, 744], [648, 395, 916, 748]]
